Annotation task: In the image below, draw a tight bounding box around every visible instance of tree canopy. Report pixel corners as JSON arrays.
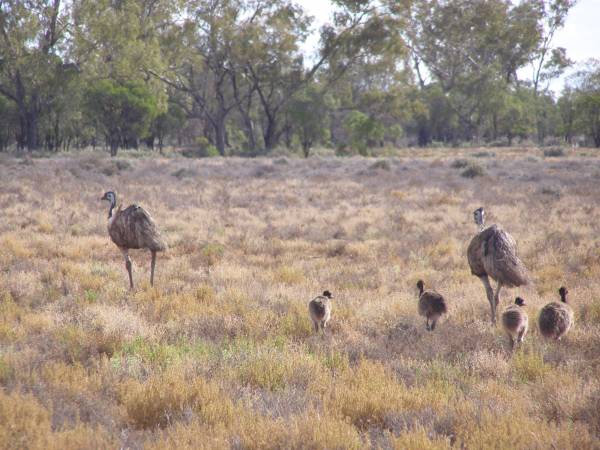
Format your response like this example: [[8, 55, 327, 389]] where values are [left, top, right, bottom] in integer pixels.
[[1, 0, 596, 154]]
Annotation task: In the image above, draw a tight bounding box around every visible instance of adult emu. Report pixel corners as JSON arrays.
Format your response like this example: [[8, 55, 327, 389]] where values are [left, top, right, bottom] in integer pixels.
[[467, 207, 528, 325], [101, 191, 167, 289]]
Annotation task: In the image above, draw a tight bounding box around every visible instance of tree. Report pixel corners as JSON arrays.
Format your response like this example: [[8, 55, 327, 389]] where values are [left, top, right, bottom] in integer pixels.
[[83, 80, 159, 156], [0, 94, 17, 150], [288, 84, 332, 157], [571, 61, 600, 147], [343, 110, 384, 155], [527, 0, 577, 142], [498, 90, 535, 145], [557, 87, 577, 144], [0, 0, 71, 150], [151, 103, 186, 154], [399, 0, 565, 142]]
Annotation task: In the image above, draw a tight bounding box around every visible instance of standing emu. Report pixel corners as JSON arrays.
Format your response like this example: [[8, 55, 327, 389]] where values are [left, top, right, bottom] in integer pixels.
[[538, 286, 574, 340], [417, 280, 447, 331], [308, 290, 333, 333], [467, 207, 528, 325], [502, 297, 528, 350], [101, 191, 167, 289]]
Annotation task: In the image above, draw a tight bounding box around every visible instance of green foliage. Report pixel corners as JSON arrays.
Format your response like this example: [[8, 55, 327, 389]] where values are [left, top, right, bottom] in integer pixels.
[[498, 90, 536, 144], [195, 137, 220, 158], [0, 0, 582, 151], [152, 104, 186, 152], [83, 79, 159, 155], [343, 111, 384, 155], [570, 61, 600, 147], [288, 85, 332, 157]]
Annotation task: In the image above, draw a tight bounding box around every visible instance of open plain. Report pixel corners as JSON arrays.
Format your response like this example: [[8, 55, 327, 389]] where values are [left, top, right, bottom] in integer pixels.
[[0, 148, 599, 449]]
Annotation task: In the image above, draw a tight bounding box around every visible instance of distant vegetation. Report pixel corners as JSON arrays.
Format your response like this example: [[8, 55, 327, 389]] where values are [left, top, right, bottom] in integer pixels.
[[1, 0, 599, 157]]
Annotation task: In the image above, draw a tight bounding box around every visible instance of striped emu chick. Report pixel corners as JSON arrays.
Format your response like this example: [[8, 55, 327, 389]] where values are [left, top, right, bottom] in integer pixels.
[[467, 207, 529, 325], [308, 290, 333, 333], [417, 280, 447, 331], [539, 286, 574, 340], [101, 191, 167, 289], [502, 297, 528, 350]]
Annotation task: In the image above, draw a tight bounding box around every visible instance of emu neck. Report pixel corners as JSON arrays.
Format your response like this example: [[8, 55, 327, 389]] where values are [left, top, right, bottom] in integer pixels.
[[560, 293, 568, 303], [108, 199, 116, 219], [418, 285, 424, 296]]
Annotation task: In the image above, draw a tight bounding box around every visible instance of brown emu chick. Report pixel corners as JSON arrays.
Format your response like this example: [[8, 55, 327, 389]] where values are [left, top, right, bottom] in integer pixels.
[[309, 291, 333, 333], [502, 297, 528, 350], [101, 191, 167, 289], [467, 207, 528, 325], [539, 287, 574, 340], [417, 280, 447, 331]]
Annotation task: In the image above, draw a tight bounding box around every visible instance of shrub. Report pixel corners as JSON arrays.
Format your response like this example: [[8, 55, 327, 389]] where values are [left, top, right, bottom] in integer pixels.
[[199, 242, 225, 268], [273, 266, 305, 285], [172, 168, 198, 179], [512, 350, 549, 383], [543, 147, 566, 157], [461, 162, 486, 178], [451, 158, 469, 169], [324, 360, 436, 429], [370, 160, 392, 171], [0, 390, 117, 449], [120, 370, 234, 429], [473, 151, 496, 158]]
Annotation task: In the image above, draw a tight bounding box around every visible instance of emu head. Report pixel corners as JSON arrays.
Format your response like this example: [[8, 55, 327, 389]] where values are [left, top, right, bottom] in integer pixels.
[[473, 207, 485, 231], [416, 280, 424, 295], [101, 191, 116, 206], [515, 297, 526, 307], [322, 290, 333, 299], [558, 286, 568, 303]]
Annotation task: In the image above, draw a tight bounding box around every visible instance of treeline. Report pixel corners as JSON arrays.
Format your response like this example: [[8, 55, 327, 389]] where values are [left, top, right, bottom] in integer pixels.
[[0, 0, 599, 156]]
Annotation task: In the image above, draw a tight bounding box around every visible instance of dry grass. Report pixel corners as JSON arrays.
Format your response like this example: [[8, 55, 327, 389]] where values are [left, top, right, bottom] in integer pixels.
[[1, 148, 599, 448]]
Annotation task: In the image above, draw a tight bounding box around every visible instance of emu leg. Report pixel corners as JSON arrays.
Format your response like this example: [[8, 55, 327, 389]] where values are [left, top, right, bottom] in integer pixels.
[[492, 281, 503, 324], [313, 321, 319, 333], [517, 327, 526, 344], [430, 318, 437, 331], [479, 276, 496, 325], [508, 334, 515, 351], [122, 249, 133, 290], [494, 281, 503, 307], [150, 250, 157, 286]]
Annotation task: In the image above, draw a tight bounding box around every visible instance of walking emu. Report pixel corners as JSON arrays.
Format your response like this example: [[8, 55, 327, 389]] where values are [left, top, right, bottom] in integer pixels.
[[502, 297, 528, 350], [467, 207, 528, 325], [417, 280, 447, 331], [308, 290, 333, 333], [101, 191, 167, 289], [539, 286, 574, 340]]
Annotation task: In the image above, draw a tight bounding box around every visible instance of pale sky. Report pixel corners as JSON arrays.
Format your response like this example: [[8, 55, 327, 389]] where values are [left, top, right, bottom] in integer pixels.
[[298, 0, 600, 93]]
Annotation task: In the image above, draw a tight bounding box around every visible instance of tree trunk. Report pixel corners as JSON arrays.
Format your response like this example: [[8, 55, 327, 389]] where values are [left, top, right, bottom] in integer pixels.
[[214, 116, 226, 156], [302, 141, 311, 158], [241, 116, 257, 150], [263, 118, 279, 150], [109, 139, 119, 156], [25, 110, 39, 151]]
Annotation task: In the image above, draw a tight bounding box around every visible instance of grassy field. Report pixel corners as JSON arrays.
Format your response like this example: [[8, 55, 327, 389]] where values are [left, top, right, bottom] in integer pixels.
[[1, 148, 599, 449]]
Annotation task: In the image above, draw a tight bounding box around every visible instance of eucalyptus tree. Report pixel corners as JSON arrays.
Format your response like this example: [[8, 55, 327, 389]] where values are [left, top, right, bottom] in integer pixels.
[[570, 61, 600, 147], [0, 0, 72, 150]]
